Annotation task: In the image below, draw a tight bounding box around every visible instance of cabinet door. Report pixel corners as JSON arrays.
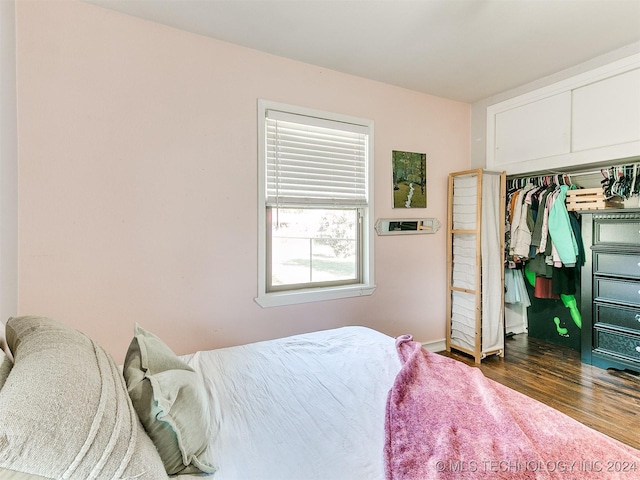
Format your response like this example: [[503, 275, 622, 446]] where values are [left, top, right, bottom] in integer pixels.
[[493, 92, 571, 167], [572, 68, 640, 152]]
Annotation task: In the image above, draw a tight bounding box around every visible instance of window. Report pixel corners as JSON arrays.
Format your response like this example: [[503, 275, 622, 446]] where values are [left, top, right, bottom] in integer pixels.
[[256, 100, 375, 307]]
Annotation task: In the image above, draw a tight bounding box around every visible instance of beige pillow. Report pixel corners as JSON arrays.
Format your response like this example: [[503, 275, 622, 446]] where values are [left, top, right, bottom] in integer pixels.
[[0, 318, 14, 362], [0, 350, 11, 391], [123, 324, 215, 476], [0, 316, 168, 480]]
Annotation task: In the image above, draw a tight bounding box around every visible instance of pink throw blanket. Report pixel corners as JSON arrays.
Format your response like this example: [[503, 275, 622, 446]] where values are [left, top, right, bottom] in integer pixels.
[[384, 335, 640, 479]]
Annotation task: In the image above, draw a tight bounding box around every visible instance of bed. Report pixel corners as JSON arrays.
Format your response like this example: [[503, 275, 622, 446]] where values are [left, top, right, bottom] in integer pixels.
[[0, 316, 638, 480]]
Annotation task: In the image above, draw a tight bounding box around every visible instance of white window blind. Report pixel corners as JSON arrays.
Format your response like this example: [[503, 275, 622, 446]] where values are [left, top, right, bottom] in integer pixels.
[[266, 109, 369, 207]]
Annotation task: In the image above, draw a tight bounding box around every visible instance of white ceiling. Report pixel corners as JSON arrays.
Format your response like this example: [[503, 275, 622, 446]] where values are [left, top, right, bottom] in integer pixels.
[[85, 0, 640, 103]]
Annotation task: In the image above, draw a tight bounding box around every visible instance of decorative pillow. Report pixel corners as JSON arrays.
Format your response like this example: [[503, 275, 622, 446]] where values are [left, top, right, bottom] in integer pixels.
[[0, 316, 168, 480], [0, 318, 14, 362], [123, 324, 215, 476], [0, 350, 11, 391]]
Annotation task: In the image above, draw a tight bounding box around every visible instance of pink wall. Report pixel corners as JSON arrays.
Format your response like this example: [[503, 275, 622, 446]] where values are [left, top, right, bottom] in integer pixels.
[[15, 1, 470, 363], [1, 0, 18, 324]]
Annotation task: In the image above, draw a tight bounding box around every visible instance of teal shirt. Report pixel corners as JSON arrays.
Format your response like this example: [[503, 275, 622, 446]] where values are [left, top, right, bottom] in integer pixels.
[[548, 185, 579, 266]]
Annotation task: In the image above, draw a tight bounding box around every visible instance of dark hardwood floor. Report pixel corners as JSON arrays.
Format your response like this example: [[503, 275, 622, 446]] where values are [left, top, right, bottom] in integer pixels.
[[438, 334, 640, 450]]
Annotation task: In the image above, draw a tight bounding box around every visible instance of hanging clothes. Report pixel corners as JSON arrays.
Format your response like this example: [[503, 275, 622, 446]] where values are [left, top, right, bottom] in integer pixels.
[[534, 276, 559, 299], [509, 184, 536, 260], [505, 178, 585, 299], [505, 268, 532, 308]]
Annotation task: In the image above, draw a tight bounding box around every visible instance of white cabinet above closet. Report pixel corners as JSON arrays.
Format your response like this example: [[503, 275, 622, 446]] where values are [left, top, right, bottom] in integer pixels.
[[494, 92, 571, 166], [572, 68, 640, 152], [487, 54, 640, 175]]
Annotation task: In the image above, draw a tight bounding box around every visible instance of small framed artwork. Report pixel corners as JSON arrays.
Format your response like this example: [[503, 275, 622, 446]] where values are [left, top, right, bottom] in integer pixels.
[[392, 150, 426, 208]]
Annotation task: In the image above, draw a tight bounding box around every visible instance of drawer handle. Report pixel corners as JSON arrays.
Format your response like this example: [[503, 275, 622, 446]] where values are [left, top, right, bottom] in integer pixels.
[[636, 314, 640, 322], [636, 346, 640, 354]]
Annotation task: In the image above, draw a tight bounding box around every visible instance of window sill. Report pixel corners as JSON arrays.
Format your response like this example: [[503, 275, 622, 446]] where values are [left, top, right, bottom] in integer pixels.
[[255, 283, 376, 308]]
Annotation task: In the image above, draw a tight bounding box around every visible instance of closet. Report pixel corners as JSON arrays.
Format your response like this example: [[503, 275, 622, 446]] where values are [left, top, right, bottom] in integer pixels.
[[505, 174, 585, 351], [446, 169, 506, 363], [498, 163, 640, 369]]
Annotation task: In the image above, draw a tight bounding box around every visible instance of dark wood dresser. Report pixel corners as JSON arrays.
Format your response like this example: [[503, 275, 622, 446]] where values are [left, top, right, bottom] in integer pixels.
[[580, 209, 640, 372]]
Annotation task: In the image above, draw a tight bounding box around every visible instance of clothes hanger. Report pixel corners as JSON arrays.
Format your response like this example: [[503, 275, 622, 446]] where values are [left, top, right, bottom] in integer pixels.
[[601, 168, 613, 199]]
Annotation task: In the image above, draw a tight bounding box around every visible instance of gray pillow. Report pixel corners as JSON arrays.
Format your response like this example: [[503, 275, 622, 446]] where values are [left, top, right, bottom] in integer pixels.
[[0, 316, 168, 480], [123, 324, 215, 476]]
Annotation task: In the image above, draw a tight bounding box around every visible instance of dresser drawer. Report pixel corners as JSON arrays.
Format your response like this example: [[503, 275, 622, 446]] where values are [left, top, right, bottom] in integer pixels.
[[594, 328, 640, 363], [594, 278, 640, 306], [593, 252, 640, 278], [595, 219, 640, 245], [594, 303, 640, 332]]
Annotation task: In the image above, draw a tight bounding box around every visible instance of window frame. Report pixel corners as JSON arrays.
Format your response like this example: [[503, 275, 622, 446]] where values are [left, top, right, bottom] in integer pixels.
[[256, 99, 376, 308]]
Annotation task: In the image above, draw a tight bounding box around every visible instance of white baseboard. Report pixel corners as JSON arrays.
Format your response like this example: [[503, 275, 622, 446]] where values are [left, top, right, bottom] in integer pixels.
[[421, 338, 446, 353], [506, 326, 528, 335]]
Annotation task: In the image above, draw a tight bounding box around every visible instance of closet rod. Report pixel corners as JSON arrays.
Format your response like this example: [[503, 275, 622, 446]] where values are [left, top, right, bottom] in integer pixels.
[[507, 163, 640, 180], [553, 165, 640, 178], [551, 169, 606, 177]]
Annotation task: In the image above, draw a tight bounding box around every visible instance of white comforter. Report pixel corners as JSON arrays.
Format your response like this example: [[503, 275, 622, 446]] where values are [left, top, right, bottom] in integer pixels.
[[177, 326, 401, 480]]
